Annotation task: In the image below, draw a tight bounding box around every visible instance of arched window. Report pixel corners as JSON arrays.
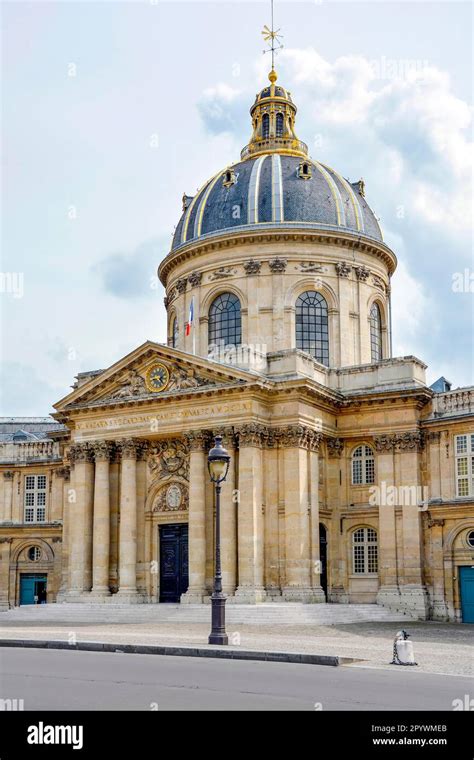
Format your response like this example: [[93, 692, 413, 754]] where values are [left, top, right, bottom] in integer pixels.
[[295, 291, 329, 365], [370, 303, 383, 362], [208, 292, 242, 350], [352, 445, 375, 485], [352, 527, 378, 574], [275, 113, 284, 137], [262, 114, 270, 139]]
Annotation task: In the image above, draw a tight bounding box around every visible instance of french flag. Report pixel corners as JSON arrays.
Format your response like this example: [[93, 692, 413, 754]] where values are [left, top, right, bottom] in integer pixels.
[[185, 297, 194, 336]]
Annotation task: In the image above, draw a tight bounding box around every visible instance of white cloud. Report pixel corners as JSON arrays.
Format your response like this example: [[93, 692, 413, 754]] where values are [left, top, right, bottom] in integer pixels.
[[197, 47, 473, 386]]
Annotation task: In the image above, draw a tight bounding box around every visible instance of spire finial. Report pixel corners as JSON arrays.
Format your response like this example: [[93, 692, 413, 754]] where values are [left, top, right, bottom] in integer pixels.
[[262, 0, 283, 76]]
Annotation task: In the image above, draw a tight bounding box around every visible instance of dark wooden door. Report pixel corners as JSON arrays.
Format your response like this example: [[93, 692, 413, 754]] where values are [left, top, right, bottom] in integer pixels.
[[159, 524, 189, 603]]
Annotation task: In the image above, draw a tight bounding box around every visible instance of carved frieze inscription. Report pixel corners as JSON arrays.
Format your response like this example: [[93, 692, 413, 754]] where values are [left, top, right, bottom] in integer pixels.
[[74, 401, 252, 432]]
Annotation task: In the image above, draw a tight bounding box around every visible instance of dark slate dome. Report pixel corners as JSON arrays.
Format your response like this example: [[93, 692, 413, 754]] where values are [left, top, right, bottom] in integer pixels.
[[172, 155, 382, 250], [171, 70, 383, 251]]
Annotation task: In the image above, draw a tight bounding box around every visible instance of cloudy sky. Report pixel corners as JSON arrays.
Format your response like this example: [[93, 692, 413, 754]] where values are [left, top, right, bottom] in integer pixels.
[[2, 0, 472, 416]]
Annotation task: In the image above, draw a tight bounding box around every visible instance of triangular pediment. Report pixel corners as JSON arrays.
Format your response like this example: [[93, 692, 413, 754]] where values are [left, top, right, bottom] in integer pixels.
[[54, 341, 262, 412]]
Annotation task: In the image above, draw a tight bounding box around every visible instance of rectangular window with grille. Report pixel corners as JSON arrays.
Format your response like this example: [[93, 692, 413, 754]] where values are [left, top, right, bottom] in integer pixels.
[[23, 475, 47, 523], [352, 527, 378, 574], [455, 434, 474, 497]]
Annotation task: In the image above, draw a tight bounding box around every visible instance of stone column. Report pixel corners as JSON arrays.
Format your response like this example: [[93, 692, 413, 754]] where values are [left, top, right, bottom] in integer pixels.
[[2, 472, 14, 522], [56, 466, 71, 598], [116, 439, 139, 599], [68, 443, 94, 594], [0, 538, 13, 609], [335, 262, 353, 366], [181, 431, 208, 603], [263, 433, 280, 597], [281, 425, 317, 602], [309, 435, 326, 602], [214, 428, 237, 596], [427, 517, 448, 620], [396, 432, 429, 619], [136, 442, 149, 597], [374, 437, 401, 610], [234, 424, 266, 603], [90, 441, 113, 596]]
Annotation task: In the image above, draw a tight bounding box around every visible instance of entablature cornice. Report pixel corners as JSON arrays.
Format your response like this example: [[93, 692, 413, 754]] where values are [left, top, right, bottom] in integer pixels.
[[158, 227, 397, 286]]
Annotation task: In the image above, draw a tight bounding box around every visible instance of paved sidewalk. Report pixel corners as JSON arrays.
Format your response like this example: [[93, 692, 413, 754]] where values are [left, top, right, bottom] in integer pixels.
[[0, 619, 472, 677]]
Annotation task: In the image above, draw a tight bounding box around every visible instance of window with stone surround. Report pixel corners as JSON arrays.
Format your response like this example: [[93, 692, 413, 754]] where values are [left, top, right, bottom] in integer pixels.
[[208, 292, 242, 350], [24, 474, 47, 523], [262, 113, 270, 139], [455, 434, 474, 497], [351, 445, 375, 485], [352, 527, 378, 574], [170, 316, 178, 348], [295, 290, 329, 365], [369, 302, 383, 362]]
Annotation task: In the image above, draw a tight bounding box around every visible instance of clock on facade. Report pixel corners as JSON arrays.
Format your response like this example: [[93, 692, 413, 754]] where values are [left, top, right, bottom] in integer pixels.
[[145, 363, 170, 392]]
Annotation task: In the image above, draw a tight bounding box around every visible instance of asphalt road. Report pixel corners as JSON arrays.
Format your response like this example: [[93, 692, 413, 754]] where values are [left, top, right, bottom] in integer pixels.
[[0, 647, 471, 711]]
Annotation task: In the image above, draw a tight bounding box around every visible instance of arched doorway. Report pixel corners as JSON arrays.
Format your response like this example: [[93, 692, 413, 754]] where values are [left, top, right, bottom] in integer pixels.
[[319, 523, 328, 598]]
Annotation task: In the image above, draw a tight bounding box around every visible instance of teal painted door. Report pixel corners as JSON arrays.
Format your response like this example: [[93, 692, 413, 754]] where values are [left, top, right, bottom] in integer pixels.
[[460, 567, 474, 623], [19, 574, 47, 605]]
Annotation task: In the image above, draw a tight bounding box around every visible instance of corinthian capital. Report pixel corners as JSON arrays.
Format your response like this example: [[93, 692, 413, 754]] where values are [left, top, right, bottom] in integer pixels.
[[279, 424, 315, 449], [326, 437, 344, 457], [183, 430, 211, 452], [69, 442, 94, 463], [236, 423, 266, 448], [92, 440, 115, 462], [117, 438, 140, 459]]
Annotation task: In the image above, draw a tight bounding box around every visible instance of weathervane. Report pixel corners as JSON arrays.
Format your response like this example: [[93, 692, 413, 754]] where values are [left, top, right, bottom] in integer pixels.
[[261, 0, 283, 72]]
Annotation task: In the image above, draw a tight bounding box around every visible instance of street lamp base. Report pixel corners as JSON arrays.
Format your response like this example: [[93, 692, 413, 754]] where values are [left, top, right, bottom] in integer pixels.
[[209, 593, 228, 645], [208, 632, 229, 646]]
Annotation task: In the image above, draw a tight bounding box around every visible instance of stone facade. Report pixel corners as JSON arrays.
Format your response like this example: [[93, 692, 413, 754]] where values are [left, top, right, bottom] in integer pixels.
[[0, 68, 472, 623], [0, 372, 473, 621]]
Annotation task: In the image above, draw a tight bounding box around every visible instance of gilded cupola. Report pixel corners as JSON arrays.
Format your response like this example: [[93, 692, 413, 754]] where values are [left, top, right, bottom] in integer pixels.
[[240, 69, 308, 161]]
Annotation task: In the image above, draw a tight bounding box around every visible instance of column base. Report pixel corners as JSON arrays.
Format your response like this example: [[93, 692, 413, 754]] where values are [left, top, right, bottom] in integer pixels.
[[113, 590, 146, 604], [233, 586, 266, 603], [431, 599, 449, 622], [89, 588, 111, 598], [181, 589, 208, 604], [376, 585, 401, 610], [282, 586, 326, 603], [399, 584, 430, 620], [328, 585, 350, 604]]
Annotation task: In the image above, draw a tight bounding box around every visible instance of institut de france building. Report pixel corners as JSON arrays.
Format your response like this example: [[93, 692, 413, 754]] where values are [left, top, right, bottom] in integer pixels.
[[1, 68, 473, 622]]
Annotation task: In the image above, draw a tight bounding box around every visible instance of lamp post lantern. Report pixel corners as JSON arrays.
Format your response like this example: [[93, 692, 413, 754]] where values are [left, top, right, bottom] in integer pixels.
[[207, 435, 230, 645]]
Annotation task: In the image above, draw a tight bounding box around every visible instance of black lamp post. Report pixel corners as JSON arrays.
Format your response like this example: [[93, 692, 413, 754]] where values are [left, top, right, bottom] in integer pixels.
[[207, 435, 230, 645]]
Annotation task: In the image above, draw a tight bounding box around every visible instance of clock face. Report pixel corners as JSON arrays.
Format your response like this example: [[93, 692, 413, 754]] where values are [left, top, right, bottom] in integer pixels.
[[145, 363, 170, 392]]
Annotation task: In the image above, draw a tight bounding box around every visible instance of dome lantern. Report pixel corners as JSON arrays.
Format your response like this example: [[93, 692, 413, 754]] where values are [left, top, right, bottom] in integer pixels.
[[240, 69, 308, 161]]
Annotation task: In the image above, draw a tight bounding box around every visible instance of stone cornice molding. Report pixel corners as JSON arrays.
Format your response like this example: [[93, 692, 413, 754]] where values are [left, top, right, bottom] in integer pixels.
[[158, 227, 397, 286]]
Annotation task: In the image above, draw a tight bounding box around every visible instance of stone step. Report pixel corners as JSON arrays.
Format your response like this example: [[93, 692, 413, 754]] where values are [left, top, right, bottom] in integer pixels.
[[1, 602, 413, 625]]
